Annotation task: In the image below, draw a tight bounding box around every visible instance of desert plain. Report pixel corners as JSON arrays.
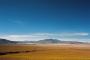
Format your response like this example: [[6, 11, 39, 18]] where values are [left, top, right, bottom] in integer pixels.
[[0, 44, 90, 60]]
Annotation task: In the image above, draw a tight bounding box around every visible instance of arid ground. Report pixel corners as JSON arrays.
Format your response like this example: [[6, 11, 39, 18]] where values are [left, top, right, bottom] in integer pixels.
[[0, 44, 90, 60]]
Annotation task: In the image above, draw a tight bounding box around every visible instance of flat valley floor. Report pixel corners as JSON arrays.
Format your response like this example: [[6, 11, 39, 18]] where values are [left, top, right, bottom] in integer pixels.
[[0, 44, 90, 60]]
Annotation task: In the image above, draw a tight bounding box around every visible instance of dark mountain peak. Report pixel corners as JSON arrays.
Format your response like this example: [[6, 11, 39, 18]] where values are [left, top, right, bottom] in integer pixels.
[[0, 38, 16, 44], [0, 38, 9, 41], [37, 39, 61, 43]]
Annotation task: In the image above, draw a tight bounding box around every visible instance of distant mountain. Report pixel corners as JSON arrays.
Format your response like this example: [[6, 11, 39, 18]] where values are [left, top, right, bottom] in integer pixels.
[[16, 39, 61, 44], [59, 41, 84, 44], [0, 38, 16, 44], [0, 38, 86, 44], [36, 39, 85, 44], [37, 39, 61, 43], [17, 39, 85, 44]]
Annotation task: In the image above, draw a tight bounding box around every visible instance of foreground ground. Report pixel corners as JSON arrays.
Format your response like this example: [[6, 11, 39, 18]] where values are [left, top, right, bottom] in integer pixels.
[[0, 44, 90, 60]]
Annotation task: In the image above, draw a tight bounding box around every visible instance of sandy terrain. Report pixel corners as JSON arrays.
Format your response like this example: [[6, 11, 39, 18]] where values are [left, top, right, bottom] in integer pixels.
[[0, 44, 90, 60]]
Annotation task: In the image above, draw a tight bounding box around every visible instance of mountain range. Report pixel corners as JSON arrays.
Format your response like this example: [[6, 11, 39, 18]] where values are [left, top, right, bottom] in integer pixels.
[[16, 39, 86, 44], [0, 38, 87, 44]]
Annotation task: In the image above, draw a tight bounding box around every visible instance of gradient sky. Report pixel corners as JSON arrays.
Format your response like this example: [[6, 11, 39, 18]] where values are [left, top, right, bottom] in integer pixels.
[[0, 0, 90, 41]]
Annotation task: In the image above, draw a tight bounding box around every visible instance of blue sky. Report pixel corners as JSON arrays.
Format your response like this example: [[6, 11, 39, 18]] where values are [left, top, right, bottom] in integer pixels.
[[0, 0, 90, 41]]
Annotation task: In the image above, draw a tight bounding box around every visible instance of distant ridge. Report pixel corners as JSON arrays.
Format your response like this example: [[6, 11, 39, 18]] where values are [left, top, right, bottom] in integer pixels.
[[16, 39, 86, 44], [37, 39, 61, 43], [0, 38, 16, 44], [36, 39, 85, 44], [0, 38, 87, 44]]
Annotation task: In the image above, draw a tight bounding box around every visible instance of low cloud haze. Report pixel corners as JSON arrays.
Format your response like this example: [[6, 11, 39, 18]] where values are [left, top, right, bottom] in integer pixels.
[[0, 32, 89, 42]]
